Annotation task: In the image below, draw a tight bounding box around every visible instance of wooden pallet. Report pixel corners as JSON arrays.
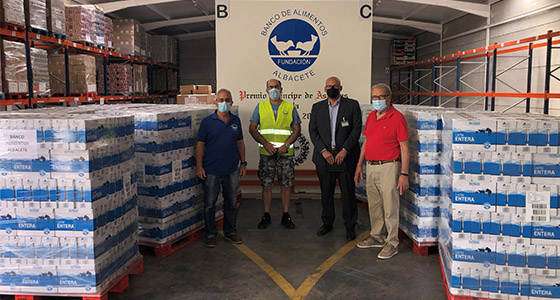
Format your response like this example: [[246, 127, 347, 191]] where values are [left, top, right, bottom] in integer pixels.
[[398, 228, 438, 256], [52, 92, 98, 98], [7, 256, 143, 300], [49, 31, 67, 40], [0, 22, 25, 32], [5, 93, 29, 100], [140, 217, 224, 258], [439, 254, 494, 300], [28, 27, 49, 36]]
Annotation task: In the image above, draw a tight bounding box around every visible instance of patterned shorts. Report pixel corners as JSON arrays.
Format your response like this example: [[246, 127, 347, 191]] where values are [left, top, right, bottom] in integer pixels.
[[258, 154, 294, 187]]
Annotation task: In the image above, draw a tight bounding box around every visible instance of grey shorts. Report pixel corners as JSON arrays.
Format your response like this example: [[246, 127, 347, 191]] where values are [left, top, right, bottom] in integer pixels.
[[258, 154, 294, 187]]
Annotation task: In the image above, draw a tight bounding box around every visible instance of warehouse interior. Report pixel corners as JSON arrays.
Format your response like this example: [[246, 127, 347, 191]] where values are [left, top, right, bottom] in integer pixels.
[[0, 0, 558, 299]]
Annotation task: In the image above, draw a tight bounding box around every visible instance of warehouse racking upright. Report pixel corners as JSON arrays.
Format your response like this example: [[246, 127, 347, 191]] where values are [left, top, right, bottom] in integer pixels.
[[389, 30, 559, 114], [0, 24, 179, 109]]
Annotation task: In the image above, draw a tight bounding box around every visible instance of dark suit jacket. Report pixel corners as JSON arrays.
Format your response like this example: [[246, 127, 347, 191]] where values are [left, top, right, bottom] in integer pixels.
[[309, 97, 362, 172]]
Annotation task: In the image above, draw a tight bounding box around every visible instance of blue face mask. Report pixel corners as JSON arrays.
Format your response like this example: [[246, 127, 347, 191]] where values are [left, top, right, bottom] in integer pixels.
[[371, 100, 387, 111], [268, 88, 281, 101], [218, 102, 231, 113]]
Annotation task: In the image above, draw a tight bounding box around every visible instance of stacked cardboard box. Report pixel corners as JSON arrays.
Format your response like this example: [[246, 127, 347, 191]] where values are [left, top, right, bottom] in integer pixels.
[[153, 69, 178, 94], [397, 105, 445, 243], [113, 19, 146, 56], [31, 48, 50, 97], [133, 65, 148, 95], [0, 109, 139, 294], [48, 54, 96, 95], [97, 64, 148, 96], [65, 5, 104, 45], [104, 16, 113, 48], [24, 0, 47, 30], [1, 40, 28, 94], [46, 0, 65, 35], [0, 0, 25, 26], [148, 35, 178, 63], [439, 111, 560, 299]]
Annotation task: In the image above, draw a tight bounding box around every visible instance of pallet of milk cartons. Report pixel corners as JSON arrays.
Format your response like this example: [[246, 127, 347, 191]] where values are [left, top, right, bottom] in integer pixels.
[[439, 111, 560, 300]]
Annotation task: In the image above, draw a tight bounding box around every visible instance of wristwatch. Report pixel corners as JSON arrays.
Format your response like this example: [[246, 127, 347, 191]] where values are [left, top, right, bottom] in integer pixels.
[[240, 161, 248, 167]]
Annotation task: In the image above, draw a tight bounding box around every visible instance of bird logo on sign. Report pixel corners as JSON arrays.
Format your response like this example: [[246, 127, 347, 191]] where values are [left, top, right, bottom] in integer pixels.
[[268, 19, 321, 72]]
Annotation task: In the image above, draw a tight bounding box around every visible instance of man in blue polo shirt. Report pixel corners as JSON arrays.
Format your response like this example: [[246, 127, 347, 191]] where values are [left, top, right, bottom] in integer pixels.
[[197, 88, 247, 248]]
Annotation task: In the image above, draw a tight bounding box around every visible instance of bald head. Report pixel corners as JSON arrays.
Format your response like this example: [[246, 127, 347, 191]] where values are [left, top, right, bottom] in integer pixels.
[[324, 76, 343, 100], [325, 76, 341, 87]]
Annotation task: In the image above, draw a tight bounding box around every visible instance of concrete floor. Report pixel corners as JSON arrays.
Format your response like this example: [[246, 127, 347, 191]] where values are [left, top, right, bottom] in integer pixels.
[[113, 196, 447, 300]]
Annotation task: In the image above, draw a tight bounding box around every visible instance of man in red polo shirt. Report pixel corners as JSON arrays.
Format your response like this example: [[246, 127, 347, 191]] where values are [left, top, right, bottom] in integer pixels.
[[354, 83, 410, 259]]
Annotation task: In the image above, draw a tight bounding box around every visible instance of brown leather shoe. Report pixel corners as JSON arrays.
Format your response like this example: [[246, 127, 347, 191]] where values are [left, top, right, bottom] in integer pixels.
[[204, 237, 216, 248], [223, 234, 243, 244]]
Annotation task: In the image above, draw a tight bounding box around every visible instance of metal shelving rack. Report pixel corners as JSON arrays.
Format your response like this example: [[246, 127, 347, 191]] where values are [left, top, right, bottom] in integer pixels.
[[390, 30, 560, 114], [0, 26, 180, 108]]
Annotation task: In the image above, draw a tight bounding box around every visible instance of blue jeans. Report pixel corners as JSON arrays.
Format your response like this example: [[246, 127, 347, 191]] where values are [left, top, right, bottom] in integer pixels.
[[203, 169, 240, 238]]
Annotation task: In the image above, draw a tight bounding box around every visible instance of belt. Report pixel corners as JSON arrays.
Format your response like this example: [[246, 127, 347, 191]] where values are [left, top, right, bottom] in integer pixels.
[[331, 146, 336, 151], [367, 159, 399, 165]]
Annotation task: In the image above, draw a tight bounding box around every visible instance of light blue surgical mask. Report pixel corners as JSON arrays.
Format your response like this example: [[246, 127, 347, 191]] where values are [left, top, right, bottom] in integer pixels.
[[371, 100, 387, 111], [268, 88, 281, 101], [218, 102, 231, 113]]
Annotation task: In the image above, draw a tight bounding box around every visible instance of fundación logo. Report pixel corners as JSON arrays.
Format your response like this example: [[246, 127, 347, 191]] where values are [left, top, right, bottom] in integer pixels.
[[261, 9, 327, 82]]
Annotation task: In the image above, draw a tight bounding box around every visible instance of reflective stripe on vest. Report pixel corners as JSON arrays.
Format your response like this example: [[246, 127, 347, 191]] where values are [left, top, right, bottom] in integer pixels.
[[258, 100, 294, 156]]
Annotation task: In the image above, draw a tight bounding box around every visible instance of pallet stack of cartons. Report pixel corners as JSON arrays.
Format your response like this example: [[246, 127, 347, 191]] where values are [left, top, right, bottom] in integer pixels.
[[0, 0, 25, 27], [1, 40, 28, 95], [65, 5, 104, 45], [46, 0, 65, 36], [24, 0, 47, 31], [113, 19, 146, 57], [148, 35, 177, 63], [177, 85, 214, 105], [0, 109, 139, 294], [104, 16, 113, 48], [48, 54, 96, 95], [30, 48, 50, 97], [439, 111, 560, 299], [97, 64, 147, 96], [397, 105, 446, 244]]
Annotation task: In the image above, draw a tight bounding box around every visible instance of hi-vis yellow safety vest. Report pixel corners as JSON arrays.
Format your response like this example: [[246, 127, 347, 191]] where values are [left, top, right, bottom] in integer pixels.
[[258, 100, 294, 156]]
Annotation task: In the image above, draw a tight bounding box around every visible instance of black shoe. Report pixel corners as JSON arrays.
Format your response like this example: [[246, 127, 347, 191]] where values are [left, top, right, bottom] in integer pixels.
[[346, 228, 356, 241], [317, 224, 333, 236], [258, 212, 271, 229], [281, 212, 296, 229]]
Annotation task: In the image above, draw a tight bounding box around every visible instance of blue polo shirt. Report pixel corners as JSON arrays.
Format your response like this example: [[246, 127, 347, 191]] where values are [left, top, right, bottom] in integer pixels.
[[198, 111, 243, 176]]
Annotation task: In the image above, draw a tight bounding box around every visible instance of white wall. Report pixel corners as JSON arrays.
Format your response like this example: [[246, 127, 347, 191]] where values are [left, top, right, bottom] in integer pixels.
[[416, 0, 560, 115]]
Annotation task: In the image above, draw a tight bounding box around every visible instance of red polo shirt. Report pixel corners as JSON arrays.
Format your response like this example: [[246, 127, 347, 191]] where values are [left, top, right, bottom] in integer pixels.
[[363, 105, 409, 161]]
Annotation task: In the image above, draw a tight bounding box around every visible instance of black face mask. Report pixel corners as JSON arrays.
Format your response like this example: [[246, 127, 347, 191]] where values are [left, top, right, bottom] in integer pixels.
[[327, 87, 340, 99]]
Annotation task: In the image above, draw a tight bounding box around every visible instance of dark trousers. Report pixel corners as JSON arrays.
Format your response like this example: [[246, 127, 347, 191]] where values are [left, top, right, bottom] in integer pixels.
[[316, 166, 358, 230]]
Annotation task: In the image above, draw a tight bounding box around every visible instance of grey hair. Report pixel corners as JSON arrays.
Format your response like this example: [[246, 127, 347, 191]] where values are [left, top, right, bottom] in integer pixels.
[[371, 83, 392, 96], [216, 88, 232, 99]]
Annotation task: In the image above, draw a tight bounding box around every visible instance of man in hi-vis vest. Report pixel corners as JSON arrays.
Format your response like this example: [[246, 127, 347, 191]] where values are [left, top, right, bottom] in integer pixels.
[[249, 79, 301, 230]]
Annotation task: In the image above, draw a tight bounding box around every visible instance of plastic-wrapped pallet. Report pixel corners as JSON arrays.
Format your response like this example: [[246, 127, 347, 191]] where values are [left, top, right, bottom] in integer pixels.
[[133, 65, 148, 95], [395, 105, 449, 243], [439, 111, 560, 299], [31, 48, 50, 97], [104, 16, 113, 48], [97, 64, 133, 96], [153, 69, 178, 94], [24, 0, 47, 31], [65, 5, 104, 45], [1, 40, 28, 94], [0, 0, 25, 26], [113, 19, 146, 56], [48, 54, 96, 95], [0, 109, 139, 294], [148, 35, 178, 63], [46, 0, 65, 35]]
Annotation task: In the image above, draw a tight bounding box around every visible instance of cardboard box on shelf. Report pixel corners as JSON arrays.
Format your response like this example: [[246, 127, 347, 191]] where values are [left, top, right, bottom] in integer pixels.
[[24, 0, 47, 30], [133, 64, 148, 94], [180, 85, 212, 95], [104, 16, 113, 48], [31, 48, 50, 97], [177, 94, 215, 105], [46, 0, 65, 35], [148, 35, 178, 63], [1, 40, 28, 94], [0, 0, 25, 27], [113, 19, 146, 56], [48, 54, 96, 95]]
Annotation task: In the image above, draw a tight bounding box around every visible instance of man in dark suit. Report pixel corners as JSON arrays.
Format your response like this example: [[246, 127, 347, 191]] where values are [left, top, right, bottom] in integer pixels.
[[309, 76, 362, 241]]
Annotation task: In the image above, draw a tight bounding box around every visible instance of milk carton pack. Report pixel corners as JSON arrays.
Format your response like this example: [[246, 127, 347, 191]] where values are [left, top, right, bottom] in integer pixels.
[[438, 110, 560, 298]]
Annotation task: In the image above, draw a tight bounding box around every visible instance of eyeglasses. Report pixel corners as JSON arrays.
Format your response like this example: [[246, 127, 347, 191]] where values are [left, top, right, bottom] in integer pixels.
[[216, 98, 232, 103], [371, 94, 390, 100], [325, 85, 341, 89]]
